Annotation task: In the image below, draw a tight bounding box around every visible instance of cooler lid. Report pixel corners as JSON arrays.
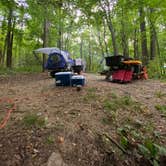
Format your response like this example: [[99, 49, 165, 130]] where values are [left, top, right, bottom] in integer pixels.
[[55, 72, 73, 75], [71, 75, 85, 79]]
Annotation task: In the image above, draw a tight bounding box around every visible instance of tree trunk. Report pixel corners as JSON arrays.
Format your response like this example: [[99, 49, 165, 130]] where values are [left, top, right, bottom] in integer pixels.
[[96, 22, 104, 57], [107, 20, 118, 56], [99, 0, 118, 56], [149, 8, 156, 60], [80, 37, 83, 59], [150, 24, 156, 60], [103, 19, 109, 55], [2, 36, 7, 66], [0, 16, 6, 66], [121, 7, 129, 57], [121, 27, 129, 57], [42, 18, 49, 72], [6, 9, 13, 68], [139, 7, 149, 65], [133, 28, 139, 59], [57, 5, 63, 50], [88, 40, 92, 71], [0, 50, 2, 65]]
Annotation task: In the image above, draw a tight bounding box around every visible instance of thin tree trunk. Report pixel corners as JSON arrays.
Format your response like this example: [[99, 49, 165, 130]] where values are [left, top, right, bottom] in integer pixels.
[[133, 27, 139, 59], [149, 8, 156, 60], [88, 40, 92, 71], [57, 5, 63, 50], [99, 0, 118, 56], [155, 32, 163, 75], [139, 7, 149, 65], [80, 37, 83, 59], [107, 20, 118, 56], [96, 23, 104, 57], [103, 19, 109, 55], [150, 24, 156, 60], [2, 36, 7, 66], [121, 7, 129, 57], [0, 50, 2, 65], [6, 9, 13, 68], [42, 18, 49, 72]]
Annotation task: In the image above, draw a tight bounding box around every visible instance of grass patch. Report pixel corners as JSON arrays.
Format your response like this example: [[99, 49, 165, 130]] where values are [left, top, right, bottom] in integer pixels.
[[110, 92, 117, 99], [87, 87, 97, 93], [0, 65, 41, 76], [154, 91, 166, 99], [155, 105, 166, 115], [103, 99, 118, 111], [83, 88, 97, 102], [45, 135, 54, 144], [103, 96, 141, 112], [22, 113, 45, 128]]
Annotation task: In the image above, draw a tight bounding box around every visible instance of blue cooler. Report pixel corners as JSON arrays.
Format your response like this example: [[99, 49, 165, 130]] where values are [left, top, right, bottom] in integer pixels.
[[55, 72, 73, 86], [71, 75, 85, 86]]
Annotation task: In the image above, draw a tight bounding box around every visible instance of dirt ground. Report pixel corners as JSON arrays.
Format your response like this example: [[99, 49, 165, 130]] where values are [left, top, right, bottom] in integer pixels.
[[0, 73, 166, 166]]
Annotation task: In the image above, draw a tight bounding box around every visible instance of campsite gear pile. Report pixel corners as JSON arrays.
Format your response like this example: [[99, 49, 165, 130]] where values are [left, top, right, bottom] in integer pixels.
[[102, 55, 148, 83], [55, 72, 85, 87], [34, 47, 85, 77]]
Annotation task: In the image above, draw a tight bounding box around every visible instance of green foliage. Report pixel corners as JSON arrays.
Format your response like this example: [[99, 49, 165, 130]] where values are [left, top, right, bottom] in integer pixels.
[[45, 135, 54, 144], [147, 59, 166, 79], [14, 65, 41, 73], [0, 67, 17, 76], [103, 99, 119, 111], [83, 88, 97, 101], [110, 92, 117, 99], [138, 140, 166, 165], [155, 105, 166, 115], [103, 95, 141, 112], [120, 136, 129, 149], [0, 0, 165, 75], [22, 113, 45, 128], [0, 66, 41, 76], [154, 91, 166, 99]]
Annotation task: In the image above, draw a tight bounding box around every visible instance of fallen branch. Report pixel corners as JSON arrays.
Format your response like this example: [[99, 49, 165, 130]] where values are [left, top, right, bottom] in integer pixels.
[[101, 133, 129, 155]]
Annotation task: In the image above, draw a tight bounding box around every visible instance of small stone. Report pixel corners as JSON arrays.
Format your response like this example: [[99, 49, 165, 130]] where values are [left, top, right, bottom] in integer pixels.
[[33, 148, 39, 153], [47, 152, 67, 166]]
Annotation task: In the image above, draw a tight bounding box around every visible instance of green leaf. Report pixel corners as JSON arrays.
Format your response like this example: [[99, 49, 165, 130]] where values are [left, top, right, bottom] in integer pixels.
[[144, 140, 158, 158], [154, 144, 166, 156], [120, 136, 129, 149], [138, 144, 150, 158]]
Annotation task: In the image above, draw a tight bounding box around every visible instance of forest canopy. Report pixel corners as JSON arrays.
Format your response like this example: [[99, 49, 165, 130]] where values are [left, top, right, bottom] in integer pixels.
[[0, 0, 165, 78]]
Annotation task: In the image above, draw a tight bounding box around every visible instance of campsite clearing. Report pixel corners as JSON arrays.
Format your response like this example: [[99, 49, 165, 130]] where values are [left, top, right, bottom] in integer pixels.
[[0, 73, 166, 166]]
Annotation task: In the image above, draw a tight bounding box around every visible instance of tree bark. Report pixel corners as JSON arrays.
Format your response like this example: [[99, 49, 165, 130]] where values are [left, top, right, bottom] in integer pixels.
[[133, 27, 139, 59], [2, 35, 7, 66], [42, 18, 49, 72], [99, 0, 118, 56], [103, 19, 109, 55], [57, 4, 63, 50], [107, 19, 118, 56], [149, 8, 156, 60], [139, 7, 149, 65], [6, 8, 13, 68], [88, 40, 92, 71], [121, 7, 129, 57], [80, 37, 83, 59], [96, 21, 104, 57]]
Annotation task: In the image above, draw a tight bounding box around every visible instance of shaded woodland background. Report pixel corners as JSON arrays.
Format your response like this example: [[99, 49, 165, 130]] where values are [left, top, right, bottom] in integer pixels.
[[0, 0, 165, 78]]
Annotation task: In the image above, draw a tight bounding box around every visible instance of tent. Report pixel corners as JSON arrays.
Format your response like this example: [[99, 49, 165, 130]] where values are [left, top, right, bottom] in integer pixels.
[[34, 47, 74, 76]]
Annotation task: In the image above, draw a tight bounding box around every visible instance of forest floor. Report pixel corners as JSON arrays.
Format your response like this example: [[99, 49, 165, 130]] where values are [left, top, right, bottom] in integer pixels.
[[0, 72, 166, 166]]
